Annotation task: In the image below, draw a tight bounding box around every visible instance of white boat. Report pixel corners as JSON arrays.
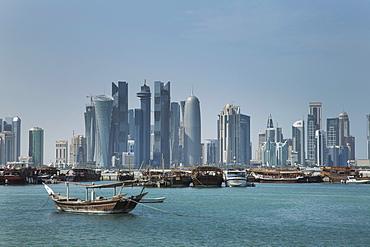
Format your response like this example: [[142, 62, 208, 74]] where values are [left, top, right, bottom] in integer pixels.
[[342, 177, 370, 184], [225, 170, 247, 187], [140, 197, 166, 203]]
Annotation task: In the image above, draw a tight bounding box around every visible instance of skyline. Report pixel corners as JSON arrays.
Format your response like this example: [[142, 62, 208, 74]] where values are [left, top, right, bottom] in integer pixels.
[[1, 1, 370, 164]]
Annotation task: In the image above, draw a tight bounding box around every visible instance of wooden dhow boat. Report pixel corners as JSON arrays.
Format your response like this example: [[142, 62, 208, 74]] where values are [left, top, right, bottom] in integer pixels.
[[191, 166, 224, 187], [43, 181, 147, 214]]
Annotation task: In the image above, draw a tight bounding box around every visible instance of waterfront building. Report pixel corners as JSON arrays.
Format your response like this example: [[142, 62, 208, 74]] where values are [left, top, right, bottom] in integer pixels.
[[327, 118, 339, 147], [153, 81, 171, 167], [255, 132, 266, 162], [316, 130, 326, 166], [0, 131, 15, 165], [93, 95, 114, 167], [276, 140, 289, 166], [338, 111, 355, 160], [292, 120, 305, 166], [183, 93, 201, 166], [1, 116, 21, 162], [218, 104, 251, 165], [266, 114, 275, 143], [367, 115, 370, 159], [262, 140, 276, 166], [128, 109, 135, 140], [55, 140, 68, 165], [309, 102, 322, 130], [84, 104, 96, 165], [326, 146, 349, 167], [307, 102, 322, 166], [29, 127, 44, 167], [136, 82, 151, 168], [203, 139, 219, 166], [307, 114, 316, 166], [110, 82, 129, 159], [170, 102, 180, 167], [70, 135, 87, 166]]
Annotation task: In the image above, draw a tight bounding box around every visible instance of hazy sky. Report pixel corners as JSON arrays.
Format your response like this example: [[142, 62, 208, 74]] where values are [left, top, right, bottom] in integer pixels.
[[1, 0, 370, 164]]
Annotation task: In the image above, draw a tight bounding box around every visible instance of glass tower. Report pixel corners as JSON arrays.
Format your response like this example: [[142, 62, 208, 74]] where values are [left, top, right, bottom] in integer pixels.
[[29, 127, 44, 167]]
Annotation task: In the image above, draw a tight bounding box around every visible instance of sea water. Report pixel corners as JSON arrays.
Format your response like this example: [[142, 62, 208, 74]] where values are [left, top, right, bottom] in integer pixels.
[[0, 183, 369, 246]]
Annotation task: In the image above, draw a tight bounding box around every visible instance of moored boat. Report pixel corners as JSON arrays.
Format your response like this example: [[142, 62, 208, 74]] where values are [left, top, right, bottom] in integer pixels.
[[251, 169, 304, 183], [72, 168, 101, 182], [224, 170, 247, 187], [191, 166, 224, 187], [140, 197, 166, 203], [43, 181, 147, 214]]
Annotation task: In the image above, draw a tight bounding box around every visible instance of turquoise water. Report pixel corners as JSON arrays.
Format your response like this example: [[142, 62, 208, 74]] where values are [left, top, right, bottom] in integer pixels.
[[1, 183, 369, 246]]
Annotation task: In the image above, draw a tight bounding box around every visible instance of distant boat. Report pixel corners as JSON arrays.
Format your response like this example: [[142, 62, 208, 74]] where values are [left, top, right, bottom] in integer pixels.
[[251, 169, 304, 183], [140, 197, 166, 203], [43, 181, 147, 214], [71, 168, 101, 182], [191, 166, 224, 187], [225, 170, 247, 187], [341, 177, 370, 184]]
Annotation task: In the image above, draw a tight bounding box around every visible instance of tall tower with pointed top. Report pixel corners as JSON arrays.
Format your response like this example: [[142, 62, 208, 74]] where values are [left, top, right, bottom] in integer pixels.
[[136, 81, 151, 167], [183, 93, 201, 166]]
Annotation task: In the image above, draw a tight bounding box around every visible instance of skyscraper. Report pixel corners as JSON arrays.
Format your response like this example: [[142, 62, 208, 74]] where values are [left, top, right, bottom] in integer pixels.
[[203, 139, 219, 166], [183, 93, 201, 166], [266, 114, 275, 142], [327, 118, 339, 147], [153, 81, 171, 167], [12, 117, 21, 161], [338, 111, 355, 160], [84, 104, 96, 164], [56, 140, 68, 165], [307, 102, 322, 166], [170, 102, 180, 167], [367, 115, 370, 159], [218, 104, 251, 165], [316, 130, 326, 166], [70, 135, 87, 166], [309, 102, 322, 130], [93, 95, 114, 167], [110, 82, 128, 159], [136, 82, 151, 168], [29, 127, 44, 167], [292, 120, 305, 166], [0, 131, 15, 165]]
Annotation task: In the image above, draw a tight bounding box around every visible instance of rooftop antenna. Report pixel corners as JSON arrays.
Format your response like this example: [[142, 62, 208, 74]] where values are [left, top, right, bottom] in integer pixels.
[[191, 85, 193, 96]]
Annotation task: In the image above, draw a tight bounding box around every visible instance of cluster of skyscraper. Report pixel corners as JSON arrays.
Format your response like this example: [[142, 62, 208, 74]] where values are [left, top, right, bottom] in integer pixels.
[[255, 102, 357, 167], [78, 81, 204, 169], [0, 116, 45, 167]]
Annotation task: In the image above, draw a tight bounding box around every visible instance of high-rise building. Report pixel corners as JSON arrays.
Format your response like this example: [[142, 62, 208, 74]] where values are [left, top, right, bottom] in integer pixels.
[[266, 114, 275, 143], [218, 104, 251, 165], [56, 140, 68, 165], [1, 116, 21, 162], [70, 135, 87, 166], [316, 130, 326, 166], [84, 104, 96, 164], [170, 102, 180, 167], [307, 102, 322, 166], [203, 139, 219, 166], [367, 115, 370, 159], [326, 146, 348, 167], [110, 82, 128, 159], [338, 111, 355, 160], [307, 114, 317, 165], [136, 82, 151, 168], [0, 131, 15, 165], [93, 95, 114, 167], [153, 81, 171, 167], [326, 118, 339, 147], [309, 102, 322, 129], [29, 127, 44, 167], [292, 120, 305, 166], [183, 94, 201, 166], [128, 109, 135, 140], [255, 132, 266, 161]]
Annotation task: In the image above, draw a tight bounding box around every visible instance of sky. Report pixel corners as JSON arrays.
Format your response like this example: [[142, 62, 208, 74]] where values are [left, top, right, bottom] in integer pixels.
[[1, 0, 370, 164]]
